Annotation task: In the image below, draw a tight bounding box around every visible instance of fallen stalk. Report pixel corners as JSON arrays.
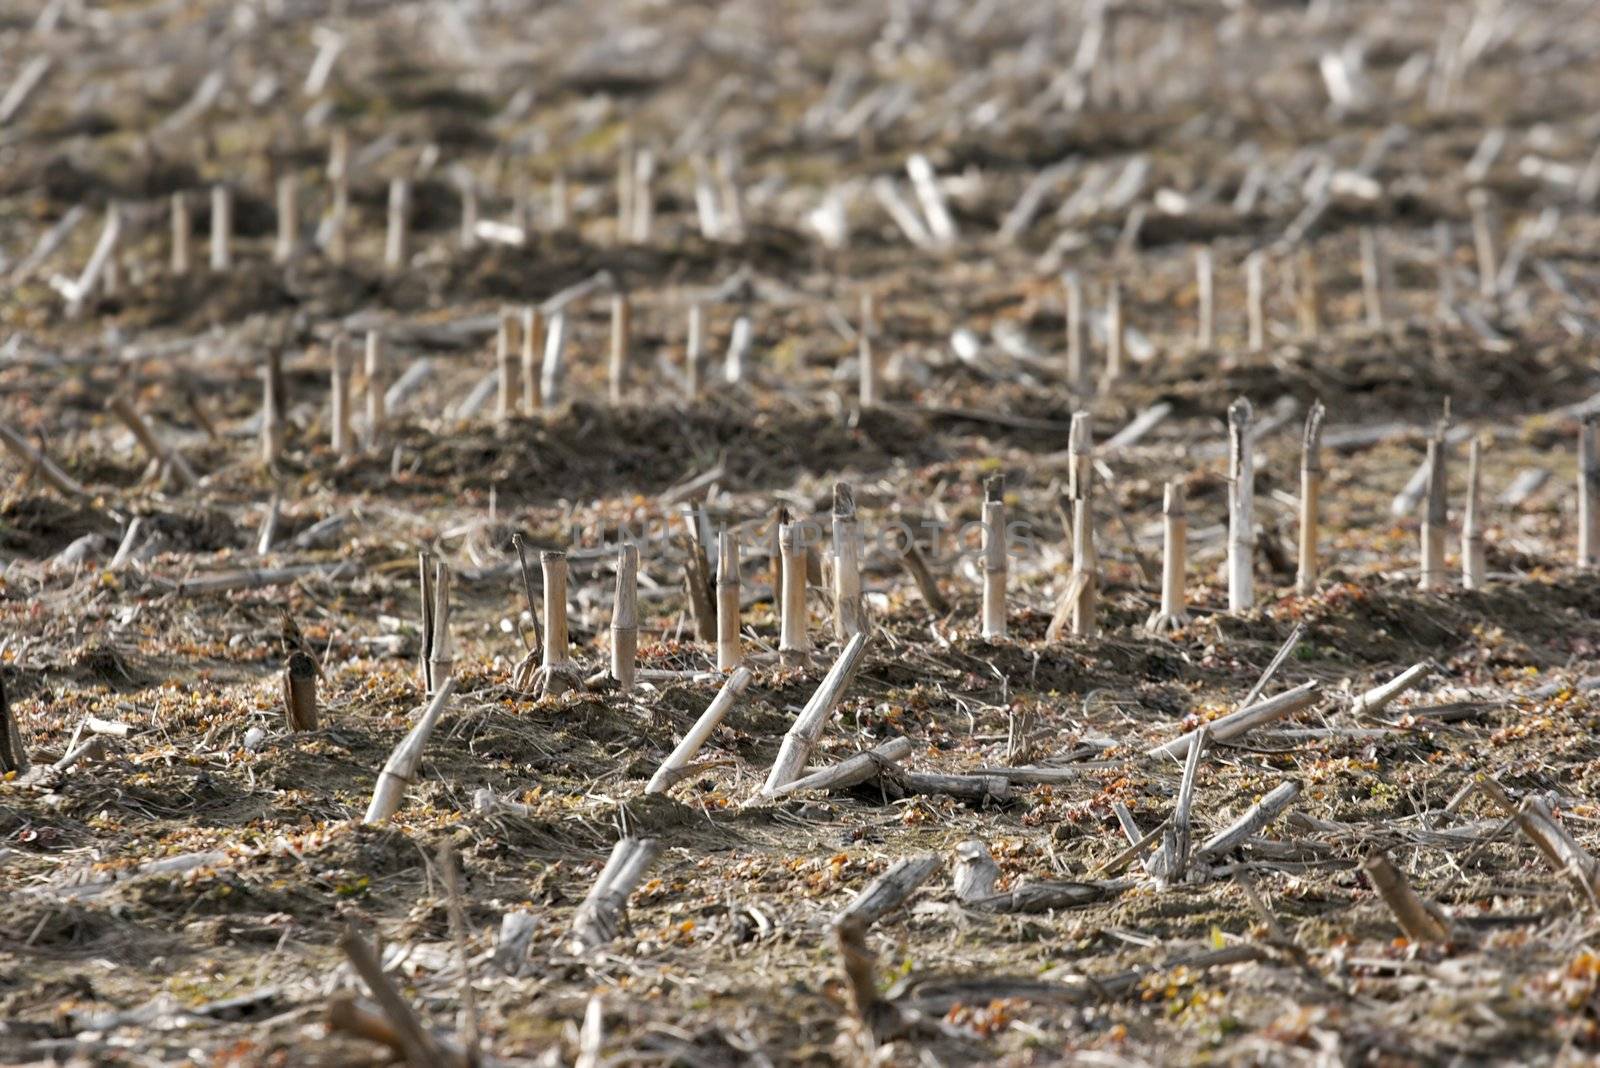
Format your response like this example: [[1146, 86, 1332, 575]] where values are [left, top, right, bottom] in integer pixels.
[[363, 679, 455, 824]]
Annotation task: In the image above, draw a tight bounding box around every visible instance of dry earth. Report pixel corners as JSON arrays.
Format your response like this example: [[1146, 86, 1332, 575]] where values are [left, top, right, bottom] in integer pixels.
[[3, 0, 1600, 1065]]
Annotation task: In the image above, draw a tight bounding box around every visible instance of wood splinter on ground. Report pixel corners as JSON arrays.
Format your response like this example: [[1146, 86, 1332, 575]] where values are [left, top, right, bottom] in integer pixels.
[[833, 916, 926, 1047], [417, 550, 435, 692], [830, 855, 945, 1045], [836, 853, 943, 929]]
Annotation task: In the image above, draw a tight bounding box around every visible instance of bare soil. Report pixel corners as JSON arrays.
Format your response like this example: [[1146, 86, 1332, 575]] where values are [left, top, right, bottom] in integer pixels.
[[3, 1, 1600, 1065]]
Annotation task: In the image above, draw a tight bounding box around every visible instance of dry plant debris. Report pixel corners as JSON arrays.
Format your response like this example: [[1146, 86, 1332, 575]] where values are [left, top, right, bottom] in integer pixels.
[[5, 0, 1600, 1064]]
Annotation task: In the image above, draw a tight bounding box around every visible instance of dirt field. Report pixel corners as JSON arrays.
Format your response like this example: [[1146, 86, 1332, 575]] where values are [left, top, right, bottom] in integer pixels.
[[5, 0, 1600, 1064]]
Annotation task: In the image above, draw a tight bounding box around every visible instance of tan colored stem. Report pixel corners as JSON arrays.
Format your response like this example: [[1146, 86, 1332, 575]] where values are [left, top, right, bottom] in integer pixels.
[[262, 349, 284, 465], [1194, 780, 1300, 862], [1148, 681, 1320, 759], [762, 633, 870, 795], [611, 544, 638, 691], [385, 178, 409, 271], [1296, 245, 1320, 337], [1362, 849, 1451, 942], [779, 521, 811, 666], [608, 293, 630, 404], [171, 191, 191, 275], [1420, 436, 1447, 590], [716, 528, 742, 670], [568, 837, 661, 953], [1227, 397, 1254, 612], [107, 396, 198, 488], [646, 666, 753, 794], [1245, 250, 1265, 354], [364, 332, 386, 445], [1103, 279, 1125, 386], [1349, 662, 1429, 716], [521, 307, 545, 415], [1581, 415, 1600, 568], [364, 679, 455, 824], [833, 483, 863, 639], [283, 652, 319, 732], [1462, 437, 1486, 588], [429, 560, 453, 689], [542, 551, 571, 670], [210, 185, 231, 271], [982, 477, 1007, 639], [496, 312, 519, 425], [1147, 480, 1188, 632], [685, 304, 704, 400], [276, 173, 298, 263], [330, 338, 353, 458], [1296, 400, 1325, 594], [0, 418, 88, 500], [768, 736, 913, 798]]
